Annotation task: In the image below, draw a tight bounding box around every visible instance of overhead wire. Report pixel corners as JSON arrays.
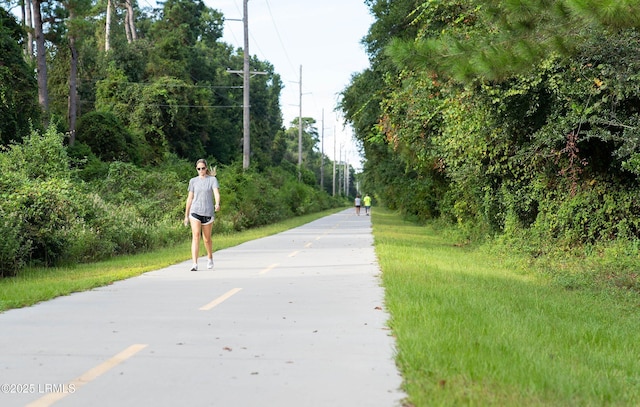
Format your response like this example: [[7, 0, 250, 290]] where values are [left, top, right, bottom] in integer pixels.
[[263, 0, 296, 79], [261, 0, 326, 122], [222, 0, 243, 47], [224, 0, 284, 78]]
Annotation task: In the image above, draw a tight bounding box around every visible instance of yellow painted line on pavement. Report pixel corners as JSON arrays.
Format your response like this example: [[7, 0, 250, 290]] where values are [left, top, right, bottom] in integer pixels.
[[315, 230, 331, 241], [199, 288, 242, 311], [304, 242, 312, 248], [288, 250, 300, 257], [26, 344, 148, 407], [259, 263, 279, 275]]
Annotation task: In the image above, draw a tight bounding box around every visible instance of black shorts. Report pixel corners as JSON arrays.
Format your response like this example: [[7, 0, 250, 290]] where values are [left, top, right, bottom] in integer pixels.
[[190, 213, 213, 225]]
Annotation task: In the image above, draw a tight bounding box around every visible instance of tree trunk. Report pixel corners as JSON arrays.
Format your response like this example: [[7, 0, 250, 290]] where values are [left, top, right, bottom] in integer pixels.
[[105, 0, 111, 52], [26, 0, 34, 57], [68, 31, 78, 145], [16, 0, 35, 59], [32, 0, 48, 113], [125, 0, 136, 42], [124, 9, 132, 43]]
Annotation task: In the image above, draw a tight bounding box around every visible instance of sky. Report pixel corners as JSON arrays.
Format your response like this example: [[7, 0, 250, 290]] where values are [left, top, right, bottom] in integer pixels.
[[205, 0, 374, 170]]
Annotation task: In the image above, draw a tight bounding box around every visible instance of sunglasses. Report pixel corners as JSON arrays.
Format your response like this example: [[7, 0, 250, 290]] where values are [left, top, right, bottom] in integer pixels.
[[197, 167, 206, 170]]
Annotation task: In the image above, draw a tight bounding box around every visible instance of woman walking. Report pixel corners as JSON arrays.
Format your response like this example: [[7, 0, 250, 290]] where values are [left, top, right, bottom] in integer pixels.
[[184, 159, 220, 271]]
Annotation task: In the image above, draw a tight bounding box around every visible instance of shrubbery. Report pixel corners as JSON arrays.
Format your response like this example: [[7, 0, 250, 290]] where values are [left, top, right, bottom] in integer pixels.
[[0, 127, 345, 277], [75, 111, 139, 163]]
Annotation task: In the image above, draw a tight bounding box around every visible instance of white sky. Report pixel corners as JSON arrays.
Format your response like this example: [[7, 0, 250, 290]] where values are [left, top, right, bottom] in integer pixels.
[[207, 0, 374, 170]]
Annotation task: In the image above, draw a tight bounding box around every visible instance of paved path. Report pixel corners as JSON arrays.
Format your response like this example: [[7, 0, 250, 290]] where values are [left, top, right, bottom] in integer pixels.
[[0, 209, 405, 407]]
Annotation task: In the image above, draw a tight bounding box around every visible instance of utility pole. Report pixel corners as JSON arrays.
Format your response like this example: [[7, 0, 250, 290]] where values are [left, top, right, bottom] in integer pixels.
[[298, 65, 303, 181], [242, 0, 250, 169], [320, 108, 324, 190], [344, 130, 350, 196], [338, 143, 343, 195], [344, 158, 349, 196], [332, 124, 336, 196], [227, 0, 266, 170]]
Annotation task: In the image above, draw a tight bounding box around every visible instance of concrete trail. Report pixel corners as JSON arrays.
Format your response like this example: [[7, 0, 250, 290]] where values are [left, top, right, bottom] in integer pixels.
[[0, 209, 406, 407]]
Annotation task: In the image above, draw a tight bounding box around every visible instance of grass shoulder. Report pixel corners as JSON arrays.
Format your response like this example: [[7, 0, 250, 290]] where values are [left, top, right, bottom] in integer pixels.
[[0, 208, 346, 313], [372, 208, 640, 406]]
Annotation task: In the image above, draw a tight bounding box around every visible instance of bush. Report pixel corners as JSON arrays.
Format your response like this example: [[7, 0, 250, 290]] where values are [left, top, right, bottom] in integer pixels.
[[67, 141, 110, 182], [7, 125, 70, 180], [0, 206, 29, 277], [532, 182, 640, 246], [98, 161, 185, 219], [223, 167, 283, 230], [76, 111, 139, 162], [0, 126, 78, 268], [18, 178, 87, 266]]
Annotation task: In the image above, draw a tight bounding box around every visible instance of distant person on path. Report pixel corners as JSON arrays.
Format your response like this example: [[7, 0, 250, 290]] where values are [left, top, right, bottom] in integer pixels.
[[184, 159, 220, 271], [363, 194, 372, 216], [355, 194, 362, 216]]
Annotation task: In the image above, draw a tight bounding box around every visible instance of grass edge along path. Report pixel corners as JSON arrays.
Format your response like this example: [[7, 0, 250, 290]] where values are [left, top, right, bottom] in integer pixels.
[[372, 208, 640, 407], [0, 208, 345, 313]]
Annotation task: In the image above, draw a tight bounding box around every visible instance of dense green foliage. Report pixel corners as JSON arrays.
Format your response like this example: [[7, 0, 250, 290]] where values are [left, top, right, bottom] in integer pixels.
[[75, 110, 139, 162], [0, 7, 40, 143], [0, 126, 345, 277], [342, 0, 640, 265]]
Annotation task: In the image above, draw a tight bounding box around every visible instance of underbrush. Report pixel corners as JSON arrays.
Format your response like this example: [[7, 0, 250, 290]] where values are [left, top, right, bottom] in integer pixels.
[[490, 224, 640, 303], [0, 126, 346, 277]]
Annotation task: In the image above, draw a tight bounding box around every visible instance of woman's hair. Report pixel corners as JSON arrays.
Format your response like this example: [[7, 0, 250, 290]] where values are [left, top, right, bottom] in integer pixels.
[[195, 159, 217, 176]]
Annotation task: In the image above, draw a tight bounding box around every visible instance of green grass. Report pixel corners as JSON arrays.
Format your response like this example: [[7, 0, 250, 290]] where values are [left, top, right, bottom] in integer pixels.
[[372, 208, 640, 407], [0, 208, 345, 312]]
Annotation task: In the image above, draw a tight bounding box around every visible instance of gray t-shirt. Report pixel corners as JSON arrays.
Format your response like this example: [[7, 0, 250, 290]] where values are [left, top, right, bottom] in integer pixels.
[[188, 175, 219, 217]]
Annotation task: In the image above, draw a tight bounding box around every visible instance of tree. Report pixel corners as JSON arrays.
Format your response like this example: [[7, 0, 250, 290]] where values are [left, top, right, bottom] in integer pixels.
[[122, 0, 136, 43], [63, 0, 91, 144], [340, 0, 425, 205], [20, 0, 35, 57], [386, 0, 640, 82], [147, 0, 207, 80], [104, 0, 111, 51], [342, 0, 640, 246], [0, 6, 40, 144], [245, 58, 284, 169], [32, 0, 48, 113]]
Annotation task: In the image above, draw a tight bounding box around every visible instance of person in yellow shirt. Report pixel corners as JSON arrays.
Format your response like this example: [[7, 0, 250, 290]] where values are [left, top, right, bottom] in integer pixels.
[[363, 194, 372, 216]]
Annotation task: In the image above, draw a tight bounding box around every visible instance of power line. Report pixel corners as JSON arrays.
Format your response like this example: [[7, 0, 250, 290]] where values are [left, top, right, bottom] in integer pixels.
[[139, 104, 241, 108], [104, 82, 243, 89], [224, 1, 297, 83], [263, 0, 296, 78], [223, 0, 244, 47]]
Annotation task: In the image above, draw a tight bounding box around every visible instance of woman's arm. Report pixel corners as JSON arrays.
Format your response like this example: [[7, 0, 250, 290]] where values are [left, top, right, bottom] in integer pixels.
[[213, 188, 220, 212], [184, 191, 194, 224]]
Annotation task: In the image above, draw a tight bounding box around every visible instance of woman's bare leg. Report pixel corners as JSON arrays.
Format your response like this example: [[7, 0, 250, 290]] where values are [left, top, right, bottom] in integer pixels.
[[202, 222, 214, 259], [190, 218, 202, 264]]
